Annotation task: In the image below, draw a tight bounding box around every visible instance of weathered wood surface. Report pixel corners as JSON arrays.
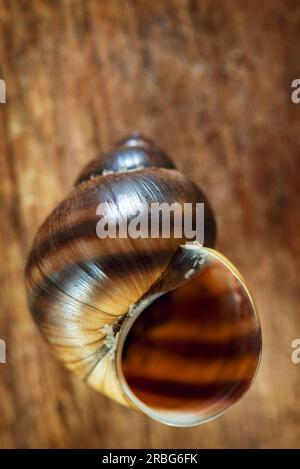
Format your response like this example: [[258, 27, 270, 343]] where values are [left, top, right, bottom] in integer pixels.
[[0, 0, 300, 448]]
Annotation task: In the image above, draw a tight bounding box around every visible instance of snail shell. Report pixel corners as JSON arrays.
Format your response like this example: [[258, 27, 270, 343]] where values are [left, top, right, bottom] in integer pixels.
[[25, 134, 261, 426]]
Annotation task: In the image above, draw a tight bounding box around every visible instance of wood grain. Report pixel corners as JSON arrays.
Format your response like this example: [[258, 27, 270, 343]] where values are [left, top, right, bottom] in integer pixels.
[[0, 0, 300, 448]]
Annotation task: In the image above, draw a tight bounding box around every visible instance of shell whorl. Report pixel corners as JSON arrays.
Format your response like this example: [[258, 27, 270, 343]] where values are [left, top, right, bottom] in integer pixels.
[[75, 134, 175, 185]]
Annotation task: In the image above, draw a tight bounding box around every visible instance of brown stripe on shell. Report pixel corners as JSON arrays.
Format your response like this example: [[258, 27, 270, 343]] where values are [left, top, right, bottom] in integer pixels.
[[122, 330, 261, 361], [120, 377, 251, 413], [121, 375, 250, 401], [26, 246, 177, 296]]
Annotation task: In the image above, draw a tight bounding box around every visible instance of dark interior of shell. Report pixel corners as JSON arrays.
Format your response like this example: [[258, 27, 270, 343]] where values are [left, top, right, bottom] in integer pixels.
[[120, 252, 261, 426]]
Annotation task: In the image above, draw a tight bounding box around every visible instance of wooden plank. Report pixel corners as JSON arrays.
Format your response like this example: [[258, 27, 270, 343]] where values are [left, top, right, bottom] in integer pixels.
[[0, 0, 299, 448]]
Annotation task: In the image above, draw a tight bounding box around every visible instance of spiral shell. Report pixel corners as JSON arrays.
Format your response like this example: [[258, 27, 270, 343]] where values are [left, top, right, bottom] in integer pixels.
[[25, 134, 261, 426]]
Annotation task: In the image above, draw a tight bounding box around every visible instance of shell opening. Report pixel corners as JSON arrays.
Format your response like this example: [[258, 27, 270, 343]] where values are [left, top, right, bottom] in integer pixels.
[[116, 248, 261, 426]]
